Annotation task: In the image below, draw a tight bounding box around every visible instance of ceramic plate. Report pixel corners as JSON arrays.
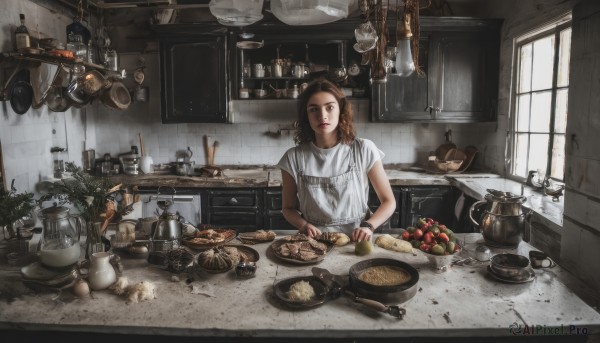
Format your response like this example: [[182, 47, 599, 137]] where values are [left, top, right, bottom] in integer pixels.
[[237, 230, 276, 244], [487, 265, 535, 284], [21, 262, 78, 286], [273, 276, 329, 309], [182, 228, 237, 250], [270, 240, 333, 265], [223, 245, 260, 263]]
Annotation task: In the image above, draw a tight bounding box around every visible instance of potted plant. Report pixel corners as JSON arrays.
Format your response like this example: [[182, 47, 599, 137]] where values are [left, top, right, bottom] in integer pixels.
[[0, 180, 36, 239], [38, 162, 121, 256]]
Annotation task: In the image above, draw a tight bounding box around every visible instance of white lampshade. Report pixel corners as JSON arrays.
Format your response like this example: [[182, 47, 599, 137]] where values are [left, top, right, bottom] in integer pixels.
[[394, 38, 415, 77], [271, 0, 352, 26], [209, 0, 264, 27]]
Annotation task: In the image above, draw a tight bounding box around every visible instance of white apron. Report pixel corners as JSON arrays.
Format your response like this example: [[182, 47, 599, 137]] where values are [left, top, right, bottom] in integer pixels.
[[296, 141, 370, 235]]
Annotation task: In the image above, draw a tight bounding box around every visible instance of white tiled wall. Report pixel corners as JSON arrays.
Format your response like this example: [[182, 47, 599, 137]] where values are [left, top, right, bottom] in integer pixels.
[[0, 0, 89, 193], [89, 53, 495, 169]]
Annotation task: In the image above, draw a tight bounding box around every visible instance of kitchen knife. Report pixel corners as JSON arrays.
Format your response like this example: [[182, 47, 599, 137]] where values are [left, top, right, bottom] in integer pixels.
[[311, 267, 405, 319]]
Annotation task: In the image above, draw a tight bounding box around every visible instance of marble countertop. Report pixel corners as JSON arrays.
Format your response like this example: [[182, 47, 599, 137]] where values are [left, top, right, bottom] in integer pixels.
[[0, 233, 599, 339]]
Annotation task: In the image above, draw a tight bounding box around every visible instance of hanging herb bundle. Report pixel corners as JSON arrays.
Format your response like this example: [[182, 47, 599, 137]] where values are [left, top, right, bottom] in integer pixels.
[[0, 180, 36, 238]]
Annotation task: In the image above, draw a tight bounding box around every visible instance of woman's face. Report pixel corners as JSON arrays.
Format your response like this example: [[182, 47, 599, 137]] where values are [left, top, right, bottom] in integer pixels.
[[306, 91, 340, 137]]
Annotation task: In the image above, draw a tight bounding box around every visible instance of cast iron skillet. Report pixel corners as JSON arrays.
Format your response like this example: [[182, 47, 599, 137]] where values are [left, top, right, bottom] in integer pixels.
[[349, 258, 420, 305], [10, 69, 33, 115]]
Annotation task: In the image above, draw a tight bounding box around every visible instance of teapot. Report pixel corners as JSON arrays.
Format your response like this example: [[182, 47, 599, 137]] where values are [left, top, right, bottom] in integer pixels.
[[38, 206, 85, 268], [468, 189, 528, 248]]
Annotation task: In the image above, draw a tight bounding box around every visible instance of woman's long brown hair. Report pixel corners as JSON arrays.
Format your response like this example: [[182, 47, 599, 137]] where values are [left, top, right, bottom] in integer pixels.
[[294, 80, 356, 146]]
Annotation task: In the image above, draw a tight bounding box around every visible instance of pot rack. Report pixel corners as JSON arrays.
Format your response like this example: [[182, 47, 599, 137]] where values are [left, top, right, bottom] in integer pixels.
[[0, 52, 123, 110]]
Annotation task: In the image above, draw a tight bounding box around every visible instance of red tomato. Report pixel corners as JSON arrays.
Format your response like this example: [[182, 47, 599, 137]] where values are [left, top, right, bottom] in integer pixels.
[[401, 231, 411, 241], [426, 218, 434, 225], [419, 243, 431, 253], [439, 224, 447, 231], [438, 233, 450, 243], [423, 231, 435, 244], [413, 228, 423, 240]]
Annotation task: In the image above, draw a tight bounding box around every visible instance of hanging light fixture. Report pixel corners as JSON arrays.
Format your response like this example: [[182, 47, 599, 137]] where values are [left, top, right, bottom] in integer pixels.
[[394, 7, 415, 77], [271, 0, 351, 26], [208, 0, 264, 27]]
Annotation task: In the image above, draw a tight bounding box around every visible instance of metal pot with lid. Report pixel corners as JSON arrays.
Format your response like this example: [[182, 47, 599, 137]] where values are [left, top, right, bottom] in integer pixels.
[[469, 189, 529, 248]]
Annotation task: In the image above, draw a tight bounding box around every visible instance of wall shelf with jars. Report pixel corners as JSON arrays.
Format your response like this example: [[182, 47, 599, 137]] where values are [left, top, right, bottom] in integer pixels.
[[234, 38, 370, 100]]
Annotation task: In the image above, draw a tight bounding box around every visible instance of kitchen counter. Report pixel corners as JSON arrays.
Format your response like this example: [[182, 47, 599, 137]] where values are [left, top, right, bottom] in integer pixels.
[[0, 233, 599, 341], [114, 168, 563, 230]]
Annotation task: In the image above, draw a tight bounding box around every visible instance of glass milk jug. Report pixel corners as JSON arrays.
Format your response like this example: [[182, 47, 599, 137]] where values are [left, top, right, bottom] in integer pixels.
[[38, 206, 85, 268]]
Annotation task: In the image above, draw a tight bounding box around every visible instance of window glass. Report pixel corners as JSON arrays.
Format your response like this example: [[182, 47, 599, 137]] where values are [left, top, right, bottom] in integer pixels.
[[531, 36, 555, 91], [511, 18, 571, 182], [528, 134, 549, 174], [516, 94, 530, 131], [514, 133, 529, 177], [557, 28, 571, 87], [554, 88, 568, 133], [530, 91, 552, 133], [551, 134, 565, 180], [518, 43, 532, 93]]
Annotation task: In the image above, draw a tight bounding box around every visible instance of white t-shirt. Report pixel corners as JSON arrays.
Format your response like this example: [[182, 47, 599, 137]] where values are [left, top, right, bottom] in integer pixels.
[[277, 138, 385, 200]]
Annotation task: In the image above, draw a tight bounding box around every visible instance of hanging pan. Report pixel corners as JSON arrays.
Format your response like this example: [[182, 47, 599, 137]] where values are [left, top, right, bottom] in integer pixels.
[[10, 69, 34, 115]]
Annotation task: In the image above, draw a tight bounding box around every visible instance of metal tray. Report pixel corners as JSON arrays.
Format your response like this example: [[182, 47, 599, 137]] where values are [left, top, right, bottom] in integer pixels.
[[269, 240, 333, 265], [273, 276, 329, 309]]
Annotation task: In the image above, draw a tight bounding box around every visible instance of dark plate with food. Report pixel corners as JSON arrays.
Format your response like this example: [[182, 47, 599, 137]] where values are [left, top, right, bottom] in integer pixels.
[[182, 228, 236, 250], [273, 276, 329, 309], [222, 245, 260, 263], [237, 230, 277, 244], [348, 258, 420, 305], [269, 237, 334, 265]]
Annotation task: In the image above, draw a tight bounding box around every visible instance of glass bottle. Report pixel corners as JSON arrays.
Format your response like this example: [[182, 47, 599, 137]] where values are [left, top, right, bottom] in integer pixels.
[[67, 32, 87, 60], [15, 14, 30, 51]]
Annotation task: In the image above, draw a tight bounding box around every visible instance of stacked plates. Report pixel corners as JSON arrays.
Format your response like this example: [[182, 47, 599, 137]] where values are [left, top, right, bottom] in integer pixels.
[[20, 262, 78, 291]]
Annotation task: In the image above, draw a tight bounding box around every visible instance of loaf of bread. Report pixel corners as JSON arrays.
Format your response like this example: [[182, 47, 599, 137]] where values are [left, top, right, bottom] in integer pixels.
[[375, 234, 414, 253], [315, 232, 351, 246]]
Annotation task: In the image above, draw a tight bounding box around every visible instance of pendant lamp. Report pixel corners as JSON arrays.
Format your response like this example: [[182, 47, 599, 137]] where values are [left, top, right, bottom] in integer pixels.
[[271, 0, 351, 26], [209, 0, 264, 27], [394, 12, 415, 77]]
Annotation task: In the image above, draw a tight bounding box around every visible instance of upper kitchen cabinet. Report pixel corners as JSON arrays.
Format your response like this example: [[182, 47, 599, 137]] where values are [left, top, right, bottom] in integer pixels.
[[372, 18, 502, 123], [230, 21, 369, 100], [158, 29, 228, 123]]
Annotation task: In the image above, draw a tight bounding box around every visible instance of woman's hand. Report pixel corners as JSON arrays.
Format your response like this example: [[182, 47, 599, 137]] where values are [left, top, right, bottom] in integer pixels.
[[352, 227, 372, 242], [301, 222, 321, 238]]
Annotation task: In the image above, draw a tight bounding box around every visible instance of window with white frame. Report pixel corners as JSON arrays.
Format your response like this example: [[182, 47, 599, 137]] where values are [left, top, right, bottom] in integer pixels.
[[510, 16, 571, 182]]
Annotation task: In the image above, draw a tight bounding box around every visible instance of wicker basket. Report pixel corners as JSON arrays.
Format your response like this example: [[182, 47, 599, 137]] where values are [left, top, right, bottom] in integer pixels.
[[166, 248, 194, 273]]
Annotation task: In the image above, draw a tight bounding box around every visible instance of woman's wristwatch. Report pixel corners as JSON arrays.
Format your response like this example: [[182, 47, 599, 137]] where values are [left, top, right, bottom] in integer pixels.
[[360, 221, 375, 232]]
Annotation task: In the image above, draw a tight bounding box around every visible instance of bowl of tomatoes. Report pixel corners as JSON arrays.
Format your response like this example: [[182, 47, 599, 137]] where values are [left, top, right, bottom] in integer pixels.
[[400, 217, 461, 271]]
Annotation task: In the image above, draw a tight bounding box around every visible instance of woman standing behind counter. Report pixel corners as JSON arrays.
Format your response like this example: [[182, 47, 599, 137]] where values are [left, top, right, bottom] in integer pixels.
[[277, 80, 396, 242]]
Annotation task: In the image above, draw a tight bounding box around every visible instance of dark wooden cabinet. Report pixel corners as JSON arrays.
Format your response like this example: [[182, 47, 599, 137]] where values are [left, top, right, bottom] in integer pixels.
[[371, 18, 501, 123], [264, 188, 296, 231], [401, 186, 458, 228], [159, 33, 228, 123], [203, 189, 263, 231], [368, 187, 402, 232]]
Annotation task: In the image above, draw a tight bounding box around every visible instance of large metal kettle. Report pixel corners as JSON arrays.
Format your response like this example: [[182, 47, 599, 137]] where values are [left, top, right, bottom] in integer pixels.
[[469, 189, 528, 248]]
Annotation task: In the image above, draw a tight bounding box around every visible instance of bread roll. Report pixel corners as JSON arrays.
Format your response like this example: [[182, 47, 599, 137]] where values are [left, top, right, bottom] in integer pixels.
[[375, 234, 414, 253]]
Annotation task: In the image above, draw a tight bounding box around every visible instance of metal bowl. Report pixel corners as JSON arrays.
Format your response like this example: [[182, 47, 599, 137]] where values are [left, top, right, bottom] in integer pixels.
[[490, 253, 530, 279], [235, 261, 257, 278], [349, 258, 419, 305], [423, 251, 459, 270]]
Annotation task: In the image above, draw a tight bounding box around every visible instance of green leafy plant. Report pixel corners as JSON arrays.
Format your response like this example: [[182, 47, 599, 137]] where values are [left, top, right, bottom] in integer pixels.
[[39, 162, 116, 223], [0, 180, 36, 237]]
